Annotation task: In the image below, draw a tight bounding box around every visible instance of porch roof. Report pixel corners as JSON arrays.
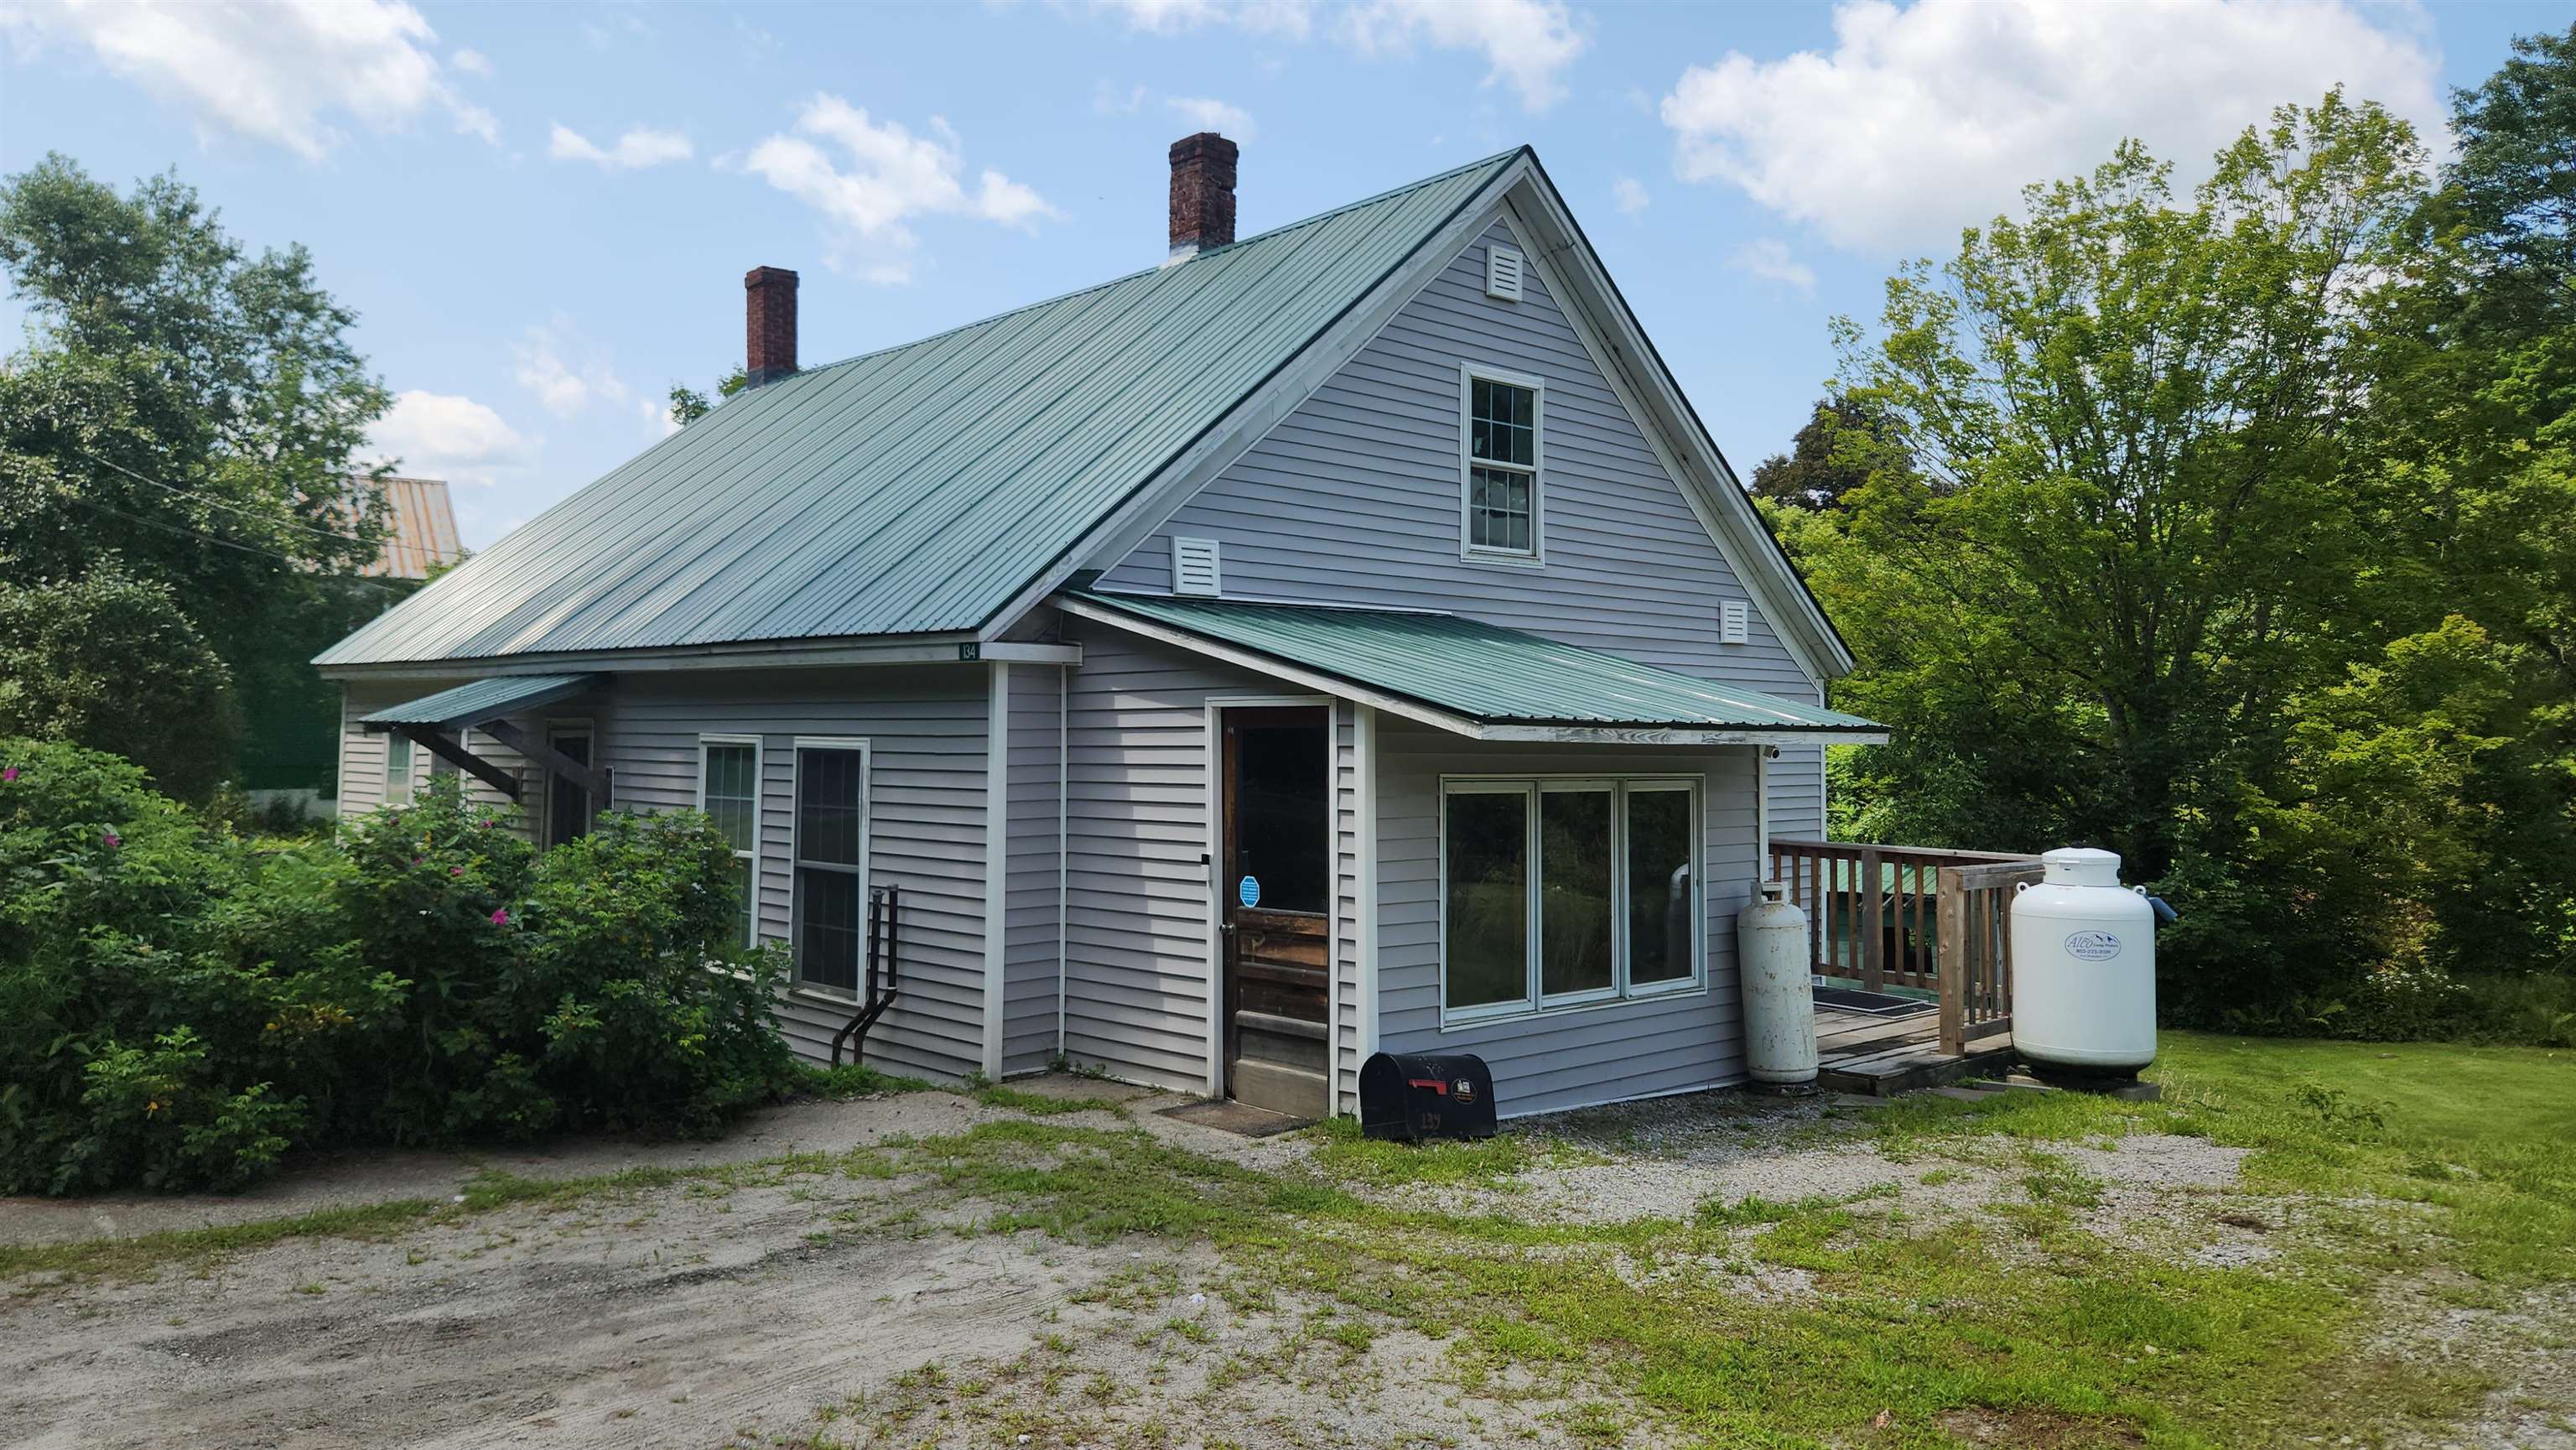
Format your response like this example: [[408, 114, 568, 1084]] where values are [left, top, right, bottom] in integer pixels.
[[356, 673, 600, 731], [1060, 591, 1886, 743]]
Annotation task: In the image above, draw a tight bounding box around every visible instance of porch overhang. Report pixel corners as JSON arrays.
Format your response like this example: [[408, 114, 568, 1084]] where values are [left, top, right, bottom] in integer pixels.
[[357, 673, 610, 803], [1056, 590, 1889, 746]]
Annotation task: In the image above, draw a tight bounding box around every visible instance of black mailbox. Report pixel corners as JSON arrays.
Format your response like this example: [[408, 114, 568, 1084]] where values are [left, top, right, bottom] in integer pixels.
[[1358, 1052, 1497, 1142]]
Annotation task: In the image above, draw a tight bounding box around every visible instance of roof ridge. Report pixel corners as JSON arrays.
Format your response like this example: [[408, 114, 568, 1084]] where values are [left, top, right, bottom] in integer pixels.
[[766, 147, 1527, 390]]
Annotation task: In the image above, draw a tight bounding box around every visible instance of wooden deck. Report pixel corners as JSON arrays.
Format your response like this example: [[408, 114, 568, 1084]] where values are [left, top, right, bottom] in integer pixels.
[[1815, 1006, 2014, 1096]]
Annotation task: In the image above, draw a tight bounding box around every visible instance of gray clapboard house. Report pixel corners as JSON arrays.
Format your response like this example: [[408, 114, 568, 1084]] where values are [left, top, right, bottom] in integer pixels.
[[318, 137, 1884, 1120]]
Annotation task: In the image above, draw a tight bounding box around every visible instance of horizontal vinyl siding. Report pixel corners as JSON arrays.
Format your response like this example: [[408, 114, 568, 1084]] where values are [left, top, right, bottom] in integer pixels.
[[1059, 621, 1237, 1092], [334, 667, 991, 1082], [1099, 210, 1823, 705], [1002, 663, 1066, 1075], [1373, 715, 1760, 1117]]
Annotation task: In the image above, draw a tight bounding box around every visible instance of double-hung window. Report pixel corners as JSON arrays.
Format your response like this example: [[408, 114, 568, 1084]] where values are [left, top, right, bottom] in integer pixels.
[[1462, 368, 1540, 561], [1441, 777, 1700, 1022], [790, 741, 869, 995], [383, 732, 415, 806], [699, 737, 761, 948]]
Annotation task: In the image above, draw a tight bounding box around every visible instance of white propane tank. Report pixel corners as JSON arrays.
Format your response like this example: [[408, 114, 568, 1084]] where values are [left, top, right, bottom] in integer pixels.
[[2010, 847, 2158, 1078], [1737, 881, 1818, 1088]]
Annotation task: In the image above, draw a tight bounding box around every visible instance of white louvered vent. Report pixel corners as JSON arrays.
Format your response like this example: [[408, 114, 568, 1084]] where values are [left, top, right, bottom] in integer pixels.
[[1172, 536, 1223, 596], [1485, 245, 1524, 302], [1720, 600, 1751, 646]]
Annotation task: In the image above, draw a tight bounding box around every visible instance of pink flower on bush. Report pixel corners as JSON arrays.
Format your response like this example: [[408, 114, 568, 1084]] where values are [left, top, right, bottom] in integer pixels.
[[2, 767, 18, 782], [101, 831, 121, 850], [490, 907, 510, 927], [449, 865, 465, 877], [479, 819, 495, 829]]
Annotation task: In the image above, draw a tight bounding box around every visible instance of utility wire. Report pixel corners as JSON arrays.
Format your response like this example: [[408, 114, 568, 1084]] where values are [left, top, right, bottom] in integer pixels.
[[78, 449, 383, 553], [55, 492, 407, 603]]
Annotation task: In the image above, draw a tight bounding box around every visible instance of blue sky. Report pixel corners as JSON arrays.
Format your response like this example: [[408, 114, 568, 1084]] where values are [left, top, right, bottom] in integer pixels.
[[3, 0, 2561, 548]]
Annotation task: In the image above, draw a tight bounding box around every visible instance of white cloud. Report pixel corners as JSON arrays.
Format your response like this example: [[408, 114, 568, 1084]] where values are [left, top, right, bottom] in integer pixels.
[[0, 0, 497, 160], [1086, 0, 1316, 39], [1093, 80, 1148, 114], [1612, 176, 1649, 216], [548, 122, 693, 169], [1337, 0, 1586, 112], [741, 96, 1057, 282], [1166, 95, 1258, 140], [367, 391, 534, 487], [643, 395, 683, 439], [1659, 0, 2443, 254], [511, 318, 632, 419], [449, 46, 491, 76], [1729, 237, 1816, 293], [1080, 0, 1581, 112]]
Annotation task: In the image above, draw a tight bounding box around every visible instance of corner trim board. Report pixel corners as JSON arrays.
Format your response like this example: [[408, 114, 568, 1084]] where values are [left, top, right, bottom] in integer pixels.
[[982, 661, 1009, 1080]]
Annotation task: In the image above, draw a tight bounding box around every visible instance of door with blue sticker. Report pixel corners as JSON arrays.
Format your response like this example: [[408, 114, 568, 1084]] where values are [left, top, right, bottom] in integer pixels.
[[1220, 705, 1332, 1120]]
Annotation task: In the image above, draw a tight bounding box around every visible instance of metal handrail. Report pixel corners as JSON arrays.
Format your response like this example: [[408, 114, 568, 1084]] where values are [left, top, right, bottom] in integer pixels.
[[829, 885, 901, 1068]]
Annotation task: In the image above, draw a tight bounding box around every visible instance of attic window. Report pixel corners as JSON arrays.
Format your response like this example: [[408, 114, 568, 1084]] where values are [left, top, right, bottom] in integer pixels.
[[1462, 368, 1541, 563], [1721, 600, 1750, 646], [1172, 536, 1223, 596], [1485, 245, 1524, 303]]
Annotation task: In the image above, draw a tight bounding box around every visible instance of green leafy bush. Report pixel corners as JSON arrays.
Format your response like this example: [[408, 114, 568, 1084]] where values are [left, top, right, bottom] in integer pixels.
[[0, 739, 797, 1195]]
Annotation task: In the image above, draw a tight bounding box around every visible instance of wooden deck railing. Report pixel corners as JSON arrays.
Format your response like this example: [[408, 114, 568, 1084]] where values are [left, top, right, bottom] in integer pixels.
[[1765, 839, 2044, 1054]]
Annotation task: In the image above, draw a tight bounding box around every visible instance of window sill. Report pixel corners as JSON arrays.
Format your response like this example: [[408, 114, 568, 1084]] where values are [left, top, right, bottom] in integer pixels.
[[1459, 550, 1545, 570], [787, 985, 865, 1011], [1436, 980, 1707, 1035]]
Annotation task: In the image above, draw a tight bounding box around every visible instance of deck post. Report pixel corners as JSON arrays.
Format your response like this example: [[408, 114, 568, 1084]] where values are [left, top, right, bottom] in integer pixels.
[[1936, 865, 1966, 1054], [1859, 846, 1884, 994]]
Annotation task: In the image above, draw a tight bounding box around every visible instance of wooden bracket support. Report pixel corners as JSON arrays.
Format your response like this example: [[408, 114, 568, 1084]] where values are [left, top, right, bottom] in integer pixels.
[[397, 724, 523, 801], [478, 718, 614, 804]]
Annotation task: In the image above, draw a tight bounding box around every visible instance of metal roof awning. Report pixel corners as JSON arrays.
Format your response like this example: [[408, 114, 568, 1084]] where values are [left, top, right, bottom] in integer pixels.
[[360, 673, 602, 730], [1057, 591, 1887, 745], [359, 674, 610, 806]]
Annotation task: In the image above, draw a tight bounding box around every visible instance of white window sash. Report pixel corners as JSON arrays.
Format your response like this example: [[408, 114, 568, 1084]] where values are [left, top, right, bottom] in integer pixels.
[[1457, 364, 1545, 564], [698, 734, 762, 949], [1438, 774, 1704, 1026], [787, 738, 870, 998]]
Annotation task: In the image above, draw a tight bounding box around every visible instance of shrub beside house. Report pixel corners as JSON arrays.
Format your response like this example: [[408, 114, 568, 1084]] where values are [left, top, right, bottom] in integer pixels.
[[0, 737, 793, 1194]]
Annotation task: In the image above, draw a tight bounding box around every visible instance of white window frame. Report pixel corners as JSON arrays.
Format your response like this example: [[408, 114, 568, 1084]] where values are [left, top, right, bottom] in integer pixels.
[[787, 736, 871, 1000], [697, 734, 764, 949], [1457, 363, 1545, 566], [383, 730, 415, 806], [1436, 773, 1704, 1028]]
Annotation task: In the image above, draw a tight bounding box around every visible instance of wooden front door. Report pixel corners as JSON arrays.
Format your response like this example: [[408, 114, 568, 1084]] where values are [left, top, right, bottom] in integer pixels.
[[1220, 707, 1332, 1119]]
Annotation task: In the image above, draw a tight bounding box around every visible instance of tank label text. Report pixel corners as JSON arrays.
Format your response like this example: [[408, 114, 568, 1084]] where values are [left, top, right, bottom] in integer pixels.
[[2064, 930, 2122, 962]]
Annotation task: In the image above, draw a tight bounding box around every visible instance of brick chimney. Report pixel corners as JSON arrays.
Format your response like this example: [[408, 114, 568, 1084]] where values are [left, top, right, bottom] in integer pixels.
[[1167, 133, 1239, 260], [745, 265, 798, 387]]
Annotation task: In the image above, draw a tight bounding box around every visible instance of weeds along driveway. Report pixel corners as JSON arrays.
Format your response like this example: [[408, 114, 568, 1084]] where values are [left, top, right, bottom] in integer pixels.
[[3, 1040, 2571, 1449]]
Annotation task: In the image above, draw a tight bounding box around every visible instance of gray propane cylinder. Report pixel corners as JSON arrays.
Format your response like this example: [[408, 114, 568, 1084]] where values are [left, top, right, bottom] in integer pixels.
[[1737, 881, 1817, 1087]]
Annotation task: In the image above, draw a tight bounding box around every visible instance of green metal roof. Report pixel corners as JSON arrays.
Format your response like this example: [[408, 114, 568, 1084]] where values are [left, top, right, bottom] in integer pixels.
[[318, 152, 1521, 668], [359, 673, 600, 730], [1067, 591, 1883, 735]]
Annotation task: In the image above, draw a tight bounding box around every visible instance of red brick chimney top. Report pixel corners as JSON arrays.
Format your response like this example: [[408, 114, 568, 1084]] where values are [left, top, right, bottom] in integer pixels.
[[745, 265, 798, 387], [1167, 133, 1239, 257]]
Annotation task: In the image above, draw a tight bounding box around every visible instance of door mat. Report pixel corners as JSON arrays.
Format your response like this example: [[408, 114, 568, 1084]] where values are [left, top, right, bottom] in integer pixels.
[[1813, 986, 1938, 1017], [1157, 1099, 1312, 1138]]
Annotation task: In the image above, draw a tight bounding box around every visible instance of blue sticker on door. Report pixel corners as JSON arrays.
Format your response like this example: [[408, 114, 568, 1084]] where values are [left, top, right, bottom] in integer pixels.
[[1237, 876, 1260, 908]]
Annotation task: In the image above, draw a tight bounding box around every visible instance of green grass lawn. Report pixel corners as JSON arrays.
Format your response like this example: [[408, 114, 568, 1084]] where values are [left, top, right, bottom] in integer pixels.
[[9, 1032, 2569, 1448]]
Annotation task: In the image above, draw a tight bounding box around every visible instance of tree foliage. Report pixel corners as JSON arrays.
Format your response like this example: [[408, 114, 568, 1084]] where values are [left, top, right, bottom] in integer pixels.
[[0, 570, 241, 802], [1748, 397, 1882, 511], [1799, 38, 2576, 1027], [0, 154, 393, 790]]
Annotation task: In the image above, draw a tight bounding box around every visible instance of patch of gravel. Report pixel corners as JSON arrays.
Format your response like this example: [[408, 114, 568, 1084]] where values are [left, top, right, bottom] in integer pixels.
[[2374, 1281, 2576, 1450]]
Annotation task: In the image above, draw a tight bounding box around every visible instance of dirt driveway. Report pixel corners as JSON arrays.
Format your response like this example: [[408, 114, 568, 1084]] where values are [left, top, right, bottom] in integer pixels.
[[3, 1073, 2563, 1449]]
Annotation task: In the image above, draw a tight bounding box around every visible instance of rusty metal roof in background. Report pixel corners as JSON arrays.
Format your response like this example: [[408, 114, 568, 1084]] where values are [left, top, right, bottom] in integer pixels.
[[317, 150, 1522, 668], [355, 475, 465, 580]]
